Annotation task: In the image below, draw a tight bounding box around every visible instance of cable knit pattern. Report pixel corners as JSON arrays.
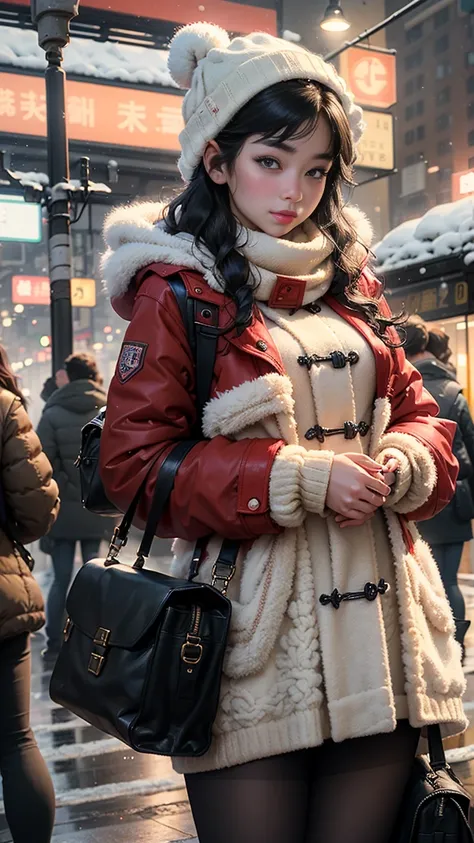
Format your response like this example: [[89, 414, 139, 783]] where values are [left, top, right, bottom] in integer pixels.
[[269, 445, 305, 527], [300, 449, 334, 516], [374, 432, 437, 514]]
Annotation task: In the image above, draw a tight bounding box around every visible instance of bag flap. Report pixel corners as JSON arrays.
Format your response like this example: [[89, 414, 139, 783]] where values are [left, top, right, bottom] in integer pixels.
[[65, 559, 223, 648]]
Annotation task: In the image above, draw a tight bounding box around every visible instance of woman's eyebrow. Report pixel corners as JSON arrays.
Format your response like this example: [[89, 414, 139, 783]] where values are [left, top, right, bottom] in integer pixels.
[[254, 139, 333, 161]]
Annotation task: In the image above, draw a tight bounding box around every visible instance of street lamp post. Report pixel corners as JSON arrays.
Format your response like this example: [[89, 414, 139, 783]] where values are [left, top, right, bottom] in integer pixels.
[[30, 0, 80, 374]]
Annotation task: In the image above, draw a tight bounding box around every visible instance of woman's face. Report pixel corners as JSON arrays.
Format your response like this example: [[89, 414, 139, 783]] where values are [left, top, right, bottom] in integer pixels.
[[204, 114, 334, 237]]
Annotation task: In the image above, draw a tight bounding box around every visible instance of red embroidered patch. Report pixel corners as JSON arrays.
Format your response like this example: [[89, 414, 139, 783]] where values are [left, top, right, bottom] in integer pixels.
[[117, 341, 147, 383]]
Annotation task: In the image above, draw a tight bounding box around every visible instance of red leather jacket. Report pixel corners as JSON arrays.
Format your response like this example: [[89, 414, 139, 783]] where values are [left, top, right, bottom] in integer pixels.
[[100, 262, 458, 541]]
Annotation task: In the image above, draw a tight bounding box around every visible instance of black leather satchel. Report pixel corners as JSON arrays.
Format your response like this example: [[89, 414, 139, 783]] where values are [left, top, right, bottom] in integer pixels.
[[393, 724, 473, 842], [50, 439, 238, 757]]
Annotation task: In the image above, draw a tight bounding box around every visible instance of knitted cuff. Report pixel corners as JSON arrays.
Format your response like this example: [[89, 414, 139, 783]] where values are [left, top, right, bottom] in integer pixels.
[[301, 449, 334, 516], [376, 447, 412, 506], [269, 445, 306, 528], [374, 431, 437, 514]]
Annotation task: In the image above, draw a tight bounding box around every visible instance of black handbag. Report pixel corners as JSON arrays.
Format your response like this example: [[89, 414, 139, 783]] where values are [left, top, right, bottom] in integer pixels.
[[76, 271, 219, 516], [50, 438, 238, 757], [393, 724, 473, 842]]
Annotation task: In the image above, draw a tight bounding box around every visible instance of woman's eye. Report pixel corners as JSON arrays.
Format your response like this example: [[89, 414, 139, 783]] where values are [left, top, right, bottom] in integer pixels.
[[308, 168, 328, 180], [256, 157, 280, 169]]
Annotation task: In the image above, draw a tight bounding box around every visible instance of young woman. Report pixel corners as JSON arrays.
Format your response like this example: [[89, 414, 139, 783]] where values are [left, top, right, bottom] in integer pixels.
[[100, 24, 466, 843], [0, 345, 59, 842]]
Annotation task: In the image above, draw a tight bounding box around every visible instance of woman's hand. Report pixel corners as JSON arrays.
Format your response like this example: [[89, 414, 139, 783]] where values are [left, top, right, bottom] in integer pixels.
[[326, 453, 391, 528], [333, 454, 399, 528]]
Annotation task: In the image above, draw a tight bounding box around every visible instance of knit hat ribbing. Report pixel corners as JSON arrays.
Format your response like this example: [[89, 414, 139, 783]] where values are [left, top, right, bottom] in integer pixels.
[[168, 22, 365, 182]]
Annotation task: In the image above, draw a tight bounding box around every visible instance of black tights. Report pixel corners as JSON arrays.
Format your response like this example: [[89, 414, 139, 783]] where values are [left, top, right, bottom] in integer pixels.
[[0, 633, 55, 843], [185, 720, 419, 843]]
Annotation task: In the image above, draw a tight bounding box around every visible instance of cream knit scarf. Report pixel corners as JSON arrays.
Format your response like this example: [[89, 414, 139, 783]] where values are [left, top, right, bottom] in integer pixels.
[[101, 201, 374, 304]]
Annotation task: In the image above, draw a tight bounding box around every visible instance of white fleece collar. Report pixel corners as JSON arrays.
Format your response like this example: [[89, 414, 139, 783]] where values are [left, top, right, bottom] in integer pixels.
[[101, 200, 373, 304]]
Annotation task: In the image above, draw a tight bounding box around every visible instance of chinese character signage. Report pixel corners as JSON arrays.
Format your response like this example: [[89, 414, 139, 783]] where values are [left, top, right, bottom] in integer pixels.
[[356, 111, 394, 171], [339, 47, 397, 110], [387, 278, 470, 321], [12, 276, 96, 307], [0, 72, 184, 151], [5, 0, 277, 33], [0, 194, 42, 243], [452, 169, 474, 201]]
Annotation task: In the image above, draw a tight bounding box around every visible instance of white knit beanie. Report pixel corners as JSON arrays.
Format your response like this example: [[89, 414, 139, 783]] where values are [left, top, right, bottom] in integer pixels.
[[168, 22, 365, 182]]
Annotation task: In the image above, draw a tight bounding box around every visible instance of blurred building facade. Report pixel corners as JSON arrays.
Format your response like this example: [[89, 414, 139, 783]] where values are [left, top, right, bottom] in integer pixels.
[[386, 0, 474, 227]]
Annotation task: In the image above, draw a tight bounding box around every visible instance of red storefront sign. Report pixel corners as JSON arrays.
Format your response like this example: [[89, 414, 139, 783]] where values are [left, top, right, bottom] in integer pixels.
[[339, 47, 397, 110], [6, 0, 277, 34], [12, 275, 50, 305]]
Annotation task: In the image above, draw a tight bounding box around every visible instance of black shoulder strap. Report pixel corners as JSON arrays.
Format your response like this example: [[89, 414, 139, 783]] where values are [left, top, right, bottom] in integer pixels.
[[427, 723, 447, 771], [168, 274, 219, 427]]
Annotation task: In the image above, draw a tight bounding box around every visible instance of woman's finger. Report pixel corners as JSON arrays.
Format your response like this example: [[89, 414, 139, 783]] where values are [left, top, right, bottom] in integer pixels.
[[365, 475, 391, 497]]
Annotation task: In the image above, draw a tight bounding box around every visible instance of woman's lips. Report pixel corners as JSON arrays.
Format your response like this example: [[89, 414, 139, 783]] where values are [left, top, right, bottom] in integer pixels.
[[270, 211, 297, 224]]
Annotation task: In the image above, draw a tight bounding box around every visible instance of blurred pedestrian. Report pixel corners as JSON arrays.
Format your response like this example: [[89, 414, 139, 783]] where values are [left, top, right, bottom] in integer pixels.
[[426, 324, 457, 376], [0, 344, 59, 843], [37, 352, 108, 665], [404, 315, 474, 653]]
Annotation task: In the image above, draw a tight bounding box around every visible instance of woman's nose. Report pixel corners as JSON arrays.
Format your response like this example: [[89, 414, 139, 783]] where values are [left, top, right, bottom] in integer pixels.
[[281, 179, 303, 203]]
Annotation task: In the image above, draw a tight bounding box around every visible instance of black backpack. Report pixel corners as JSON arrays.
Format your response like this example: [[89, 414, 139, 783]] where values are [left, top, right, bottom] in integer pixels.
[[76, 273, 219, 516]]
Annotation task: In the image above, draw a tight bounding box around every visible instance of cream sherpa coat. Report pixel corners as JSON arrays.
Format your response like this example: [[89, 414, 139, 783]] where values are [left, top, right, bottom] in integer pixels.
[[101, 201, 467, 774]]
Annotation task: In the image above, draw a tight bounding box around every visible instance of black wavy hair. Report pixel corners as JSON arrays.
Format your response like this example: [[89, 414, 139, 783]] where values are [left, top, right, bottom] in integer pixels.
[[164, 79, 404, 346]]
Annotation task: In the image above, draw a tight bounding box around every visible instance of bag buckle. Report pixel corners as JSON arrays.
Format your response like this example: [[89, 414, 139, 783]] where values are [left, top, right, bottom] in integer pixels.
[[211, 562, 236, 596], [87, 627, 111, 676], [181, 634, 203, 665], [105, 528, 127, 566], [88, 652, 105, 676], [63, 616, 73, 641], [93, 627, 110, 646]]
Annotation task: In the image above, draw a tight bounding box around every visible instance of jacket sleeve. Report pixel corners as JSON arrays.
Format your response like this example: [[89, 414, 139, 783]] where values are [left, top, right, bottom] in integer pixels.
[[100, 279, 285, 541], [36, 410, 58, 470], [2, 397, 59, 543], [455, 394, 474, 494], [373, 342, 458, 521]]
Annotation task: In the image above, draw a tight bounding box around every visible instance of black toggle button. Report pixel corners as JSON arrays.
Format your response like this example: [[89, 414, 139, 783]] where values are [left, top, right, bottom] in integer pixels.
[[320, 578, 389, 610], [298, 350, 359, 370], [305, 420, 370, 442]]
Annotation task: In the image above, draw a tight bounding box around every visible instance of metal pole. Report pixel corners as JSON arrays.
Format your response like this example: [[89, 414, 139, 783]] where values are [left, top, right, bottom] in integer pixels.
[[324, 0, 432, 60], [45, 45, 73, 373], [31, 0, 80, 374]]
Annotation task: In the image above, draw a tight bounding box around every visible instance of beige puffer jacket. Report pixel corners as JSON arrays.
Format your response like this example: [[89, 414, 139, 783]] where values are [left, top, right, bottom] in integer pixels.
[[0, 388, 59, 641]]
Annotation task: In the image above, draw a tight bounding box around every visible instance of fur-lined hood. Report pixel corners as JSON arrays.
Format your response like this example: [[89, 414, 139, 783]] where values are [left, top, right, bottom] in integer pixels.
[[101, 200, 374, 305]]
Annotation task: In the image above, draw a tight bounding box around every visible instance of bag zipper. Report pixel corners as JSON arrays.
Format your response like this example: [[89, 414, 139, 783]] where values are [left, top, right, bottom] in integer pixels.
[[180, 605, 203, 668]]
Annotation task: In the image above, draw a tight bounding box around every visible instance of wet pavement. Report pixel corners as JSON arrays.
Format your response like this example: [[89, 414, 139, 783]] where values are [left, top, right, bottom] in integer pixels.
[[2, 545, 474, 841]]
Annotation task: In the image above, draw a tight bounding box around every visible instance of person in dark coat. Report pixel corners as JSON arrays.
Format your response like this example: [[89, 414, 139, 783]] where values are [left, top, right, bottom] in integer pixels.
[[404, 315, 474, 649], [37, 353, 108, 663], [0, 344, 59, 843]]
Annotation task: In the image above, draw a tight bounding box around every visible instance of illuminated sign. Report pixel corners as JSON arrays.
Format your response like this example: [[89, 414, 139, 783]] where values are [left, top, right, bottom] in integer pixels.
[[356, 111, 394, 171], [452, 169, 474, 201], [12, 276, 96, 307], [339, 47, 397, 110], [0, 73, 184, 151], [0, 194, 41, 243], [5, 0, 277, 33]]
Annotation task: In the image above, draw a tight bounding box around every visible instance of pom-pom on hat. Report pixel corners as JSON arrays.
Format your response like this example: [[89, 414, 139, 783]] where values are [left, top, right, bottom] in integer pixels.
[[168, 22, 365, 182]]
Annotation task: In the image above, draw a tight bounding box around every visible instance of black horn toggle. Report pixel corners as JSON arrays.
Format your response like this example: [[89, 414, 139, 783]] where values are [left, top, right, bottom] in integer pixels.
[[305, 420, 370, 443], [320, 579, 389, 610], [297, 350, 359, 370]]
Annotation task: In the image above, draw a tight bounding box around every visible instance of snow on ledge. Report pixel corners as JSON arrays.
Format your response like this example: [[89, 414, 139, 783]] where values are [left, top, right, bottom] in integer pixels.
[[0, 26, 176, 88], [374, 197, 474, 273]]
